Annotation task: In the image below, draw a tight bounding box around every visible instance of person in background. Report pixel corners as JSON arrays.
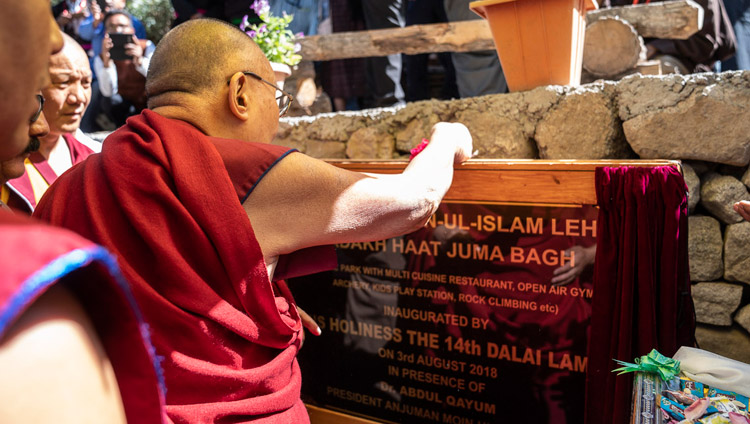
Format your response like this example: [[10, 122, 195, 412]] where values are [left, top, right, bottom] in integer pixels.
[[443, 0, 507, 97], [5, 33, 100, 214], [319, 0, 368, 111], [720, 0, 750, 70], [360, 0, 407, 108], [78, 0, 147, 61], [603, 0, 736, 73], [94, 10, 155, 127], [0, 2, 166, 422], [51, 0, 90, 46], [403, 0, 458, 101], [78, 0, 146, 132], [270, 0, 319, 37]]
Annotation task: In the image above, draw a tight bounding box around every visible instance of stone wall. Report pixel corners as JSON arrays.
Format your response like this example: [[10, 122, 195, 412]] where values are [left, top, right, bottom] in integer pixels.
[[274, 71, 750, 362]]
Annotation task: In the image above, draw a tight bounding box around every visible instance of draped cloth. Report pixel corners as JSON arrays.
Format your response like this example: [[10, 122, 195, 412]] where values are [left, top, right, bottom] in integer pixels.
[[35, 110, 335, 423], [584, 166, 695, 424], [0, 211, 166, 423]]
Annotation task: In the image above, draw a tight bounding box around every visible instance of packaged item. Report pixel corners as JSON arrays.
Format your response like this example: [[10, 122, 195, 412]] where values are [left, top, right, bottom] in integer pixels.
[[631, 372, 665, 424], [660, 395, 687, 421], [699, 413, 731, 424], [710, 397, 744, 413], [682, 377, 709, 398], [665, 390, 700, 405], [708, 388, 750, 411]]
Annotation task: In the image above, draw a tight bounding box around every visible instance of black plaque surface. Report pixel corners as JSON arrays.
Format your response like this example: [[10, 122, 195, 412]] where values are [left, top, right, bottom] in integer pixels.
[[290, 197, 598, 423]]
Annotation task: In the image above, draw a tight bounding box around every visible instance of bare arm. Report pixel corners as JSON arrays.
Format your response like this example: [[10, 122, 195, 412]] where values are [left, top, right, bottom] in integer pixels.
[[243, 122, 473, 261], [0, 285, 126, 424]]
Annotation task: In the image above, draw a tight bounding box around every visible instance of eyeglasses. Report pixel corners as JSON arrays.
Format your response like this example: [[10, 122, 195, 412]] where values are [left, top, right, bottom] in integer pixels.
[[30, 94, 45, 123], [228, 71, 294, 117]]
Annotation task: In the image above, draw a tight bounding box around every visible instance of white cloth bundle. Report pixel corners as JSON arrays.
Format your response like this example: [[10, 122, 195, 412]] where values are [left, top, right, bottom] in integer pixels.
[[673, 346, 750, 397]]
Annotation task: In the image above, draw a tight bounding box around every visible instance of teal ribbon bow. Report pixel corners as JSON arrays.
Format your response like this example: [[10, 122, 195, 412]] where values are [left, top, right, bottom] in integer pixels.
[[612, 349, 680, 381]]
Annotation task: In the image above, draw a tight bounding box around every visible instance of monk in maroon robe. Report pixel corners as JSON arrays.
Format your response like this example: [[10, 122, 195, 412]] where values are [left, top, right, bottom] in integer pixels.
[[35, 18, 474, 424]]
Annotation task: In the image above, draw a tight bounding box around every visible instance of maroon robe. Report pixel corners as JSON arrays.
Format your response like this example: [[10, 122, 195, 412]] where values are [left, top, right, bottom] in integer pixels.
[[0, 211, 166, 423], [35, 110, 336, 423]]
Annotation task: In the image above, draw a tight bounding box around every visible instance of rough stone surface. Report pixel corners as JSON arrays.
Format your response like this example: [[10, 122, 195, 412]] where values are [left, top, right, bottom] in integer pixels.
[[724, 221, 750, 283], [683, 160, 718, 176], [736, 305, 750, 334], [305, 140, 347, 159], [692, 282, 743, 326], [347, 126, 395, 159], [395, 116, 440, 153], [617, 72, 750, 166], [688, 216, 724, 281], [455, 110, 536, 158], [743, 167, 750, 189], [682, 163, 700, 213], [700, 173, 749, 224], [535, 84, 631, 159], [695, 325, 750, 364]]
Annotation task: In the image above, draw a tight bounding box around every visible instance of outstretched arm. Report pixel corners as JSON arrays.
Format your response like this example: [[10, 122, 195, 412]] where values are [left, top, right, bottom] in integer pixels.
[[243, 122, 473, 261]]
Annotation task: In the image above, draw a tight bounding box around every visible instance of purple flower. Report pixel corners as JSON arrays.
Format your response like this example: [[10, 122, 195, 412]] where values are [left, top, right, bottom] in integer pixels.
[[258, 24, 267, 34], [246, 30, 257, 38], [295, 32, 304, 39], [240, 15, 250, 30], [250, 0, 269, 15]]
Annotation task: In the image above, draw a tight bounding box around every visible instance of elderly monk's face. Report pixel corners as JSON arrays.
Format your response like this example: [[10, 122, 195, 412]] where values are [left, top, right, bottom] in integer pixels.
[[0, 94, 49, 183], [0, 1, 63, 161], [248, 62, 281, 144], [43, 41, 93, 136]]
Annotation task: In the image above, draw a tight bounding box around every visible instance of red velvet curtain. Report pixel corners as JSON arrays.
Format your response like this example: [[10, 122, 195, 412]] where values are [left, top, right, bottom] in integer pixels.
[[584, 166, 696, 424]]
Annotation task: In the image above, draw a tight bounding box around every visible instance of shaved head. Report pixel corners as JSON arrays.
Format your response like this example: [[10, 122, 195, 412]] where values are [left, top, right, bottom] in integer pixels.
[[146, 19, 272, 107]]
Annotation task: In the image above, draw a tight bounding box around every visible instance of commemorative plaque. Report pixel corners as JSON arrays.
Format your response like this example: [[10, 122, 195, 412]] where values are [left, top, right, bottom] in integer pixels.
[[289, 160, 679, 424]]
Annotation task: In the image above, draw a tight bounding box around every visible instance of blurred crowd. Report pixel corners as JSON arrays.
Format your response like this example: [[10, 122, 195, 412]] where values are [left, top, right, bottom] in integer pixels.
[[48, 0, 750, 132]]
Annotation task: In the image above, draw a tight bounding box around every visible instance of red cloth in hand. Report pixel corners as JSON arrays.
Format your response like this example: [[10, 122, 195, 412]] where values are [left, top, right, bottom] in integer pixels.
[[35, 110, 332, 423]]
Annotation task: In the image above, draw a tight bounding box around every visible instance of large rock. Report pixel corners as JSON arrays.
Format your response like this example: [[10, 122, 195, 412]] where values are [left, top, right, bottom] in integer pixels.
[[682, 163, 700, 213], [724, 221, 750, 283], [691, 282, 743, 326], [617, 72, 750, 166], [536, 83, 631, 159], [736, 305, 750, 334], [695, 325, 750, 364], [391, 101, 450, 152], [688, 216, 723, 281], [305, 140, 347, 159], [700, 173, 749, 224], [743, 167, 750, 189], [346, 126, 395, 159]]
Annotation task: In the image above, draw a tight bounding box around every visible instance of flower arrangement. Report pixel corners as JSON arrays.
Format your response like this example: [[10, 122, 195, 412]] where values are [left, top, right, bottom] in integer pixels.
[[242, 0, 303, 67]]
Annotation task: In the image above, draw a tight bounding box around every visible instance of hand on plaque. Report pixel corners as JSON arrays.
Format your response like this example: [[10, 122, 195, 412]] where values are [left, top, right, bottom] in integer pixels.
[[551, 244, 596, 286], [734, 200, 750, 222]]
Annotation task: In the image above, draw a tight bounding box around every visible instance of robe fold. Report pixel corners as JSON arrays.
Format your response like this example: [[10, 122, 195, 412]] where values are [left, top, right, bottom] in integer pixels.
[[35, 110, 336, 423]]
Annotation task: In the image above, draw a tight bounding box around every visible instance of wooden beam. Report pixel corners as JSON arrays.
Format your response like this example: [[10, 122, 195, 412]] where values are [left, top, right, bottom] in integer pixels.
[[586, 0, 704, 40], [299, 0, 702, 61], [299, 20, 494, 61]]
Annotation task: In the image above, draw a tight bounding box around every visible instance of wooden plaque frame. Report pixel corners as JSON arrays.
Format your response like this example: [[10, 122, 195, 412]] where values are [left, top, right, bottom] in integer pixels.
[[303, 159, 680, 424]]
